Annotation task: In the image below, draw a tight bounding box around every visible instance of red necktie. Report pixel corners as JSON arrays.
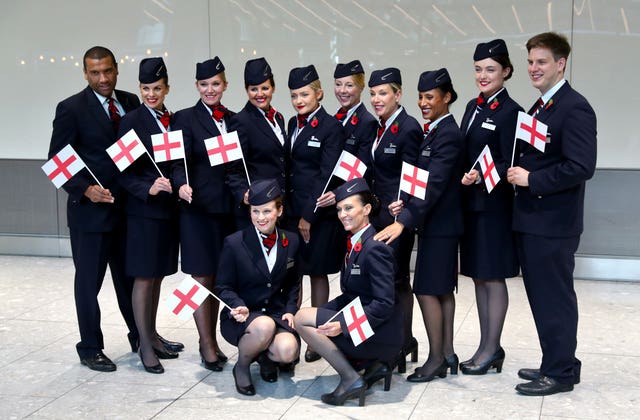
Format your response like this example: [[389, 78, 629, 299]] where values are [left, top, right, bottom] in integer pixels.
[[335, 107, 347, 122], [345, 234, 353, 265], [375, 119, 386, 147], [532, 98, 544, 116], [297, 114, 308, 129], [265, 107, 276, 126], [261, 232, 277, 254], [211, 104, 227, 122], [476, 94, 485, 107], [107, 98, 121, 133], [423, 123, 430, 134], [156, 109, 170, 129]]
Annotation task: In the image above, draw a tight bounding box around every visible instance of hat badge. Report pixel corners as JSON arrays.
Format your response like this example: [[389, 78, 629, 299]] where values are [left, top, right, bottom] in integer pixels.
[[380, 72, 393, 81]]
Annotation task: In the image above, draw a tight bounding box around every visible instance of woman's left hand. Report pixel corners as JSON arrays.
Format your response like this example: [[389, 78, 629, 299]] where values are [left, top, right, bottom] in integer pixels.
[[315, 191, 336, 208], [374, 221, 405, 245], [282, 313, 295, 329], [298, 217, 311, 243], [316, 321, 342, 337]]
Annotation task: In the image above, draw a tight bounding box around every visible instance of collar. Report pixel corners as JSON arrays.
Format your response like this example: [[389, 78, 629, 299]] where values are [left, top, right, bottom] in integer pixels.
[[541, 79, 566, 105], [349, 223, 370, 248], [426, 113, 451, 132], [485, 87, 504, 103], [382, 106, 403, 128]]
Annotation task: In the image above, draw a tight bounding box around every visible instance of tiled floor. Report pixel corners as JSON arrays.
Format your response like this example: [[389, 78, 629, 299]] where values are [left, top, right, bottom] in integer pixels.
[[0, 255, 638, 419]]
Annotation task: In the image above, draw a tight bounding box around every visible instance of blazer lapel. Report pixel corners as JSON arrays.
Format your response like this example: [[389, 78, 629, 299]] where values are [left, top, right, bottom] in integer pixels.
[[194, 101, 221, 138], [242, 228, 271, 280], [249, 104, 284, 148], [271, 230, 289, 274], [84, 87, 113, 134]]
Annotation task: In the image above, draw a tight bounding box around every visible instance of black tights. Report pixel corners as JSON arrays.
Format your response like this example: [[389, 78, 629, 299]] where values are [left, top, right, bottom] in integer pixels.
[[415, 293, 455, 375], [132, 277, 164, 366], [470, 278, 508, 363]]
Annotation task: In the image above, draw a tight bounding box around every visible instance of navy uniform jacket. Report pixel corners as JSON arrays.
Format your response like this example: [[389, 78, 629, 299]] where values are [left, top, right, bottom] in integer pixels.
[[117, 106, 179, 219], [227, 102, 288, 205], [341, 102, 378, 168], [172, 101, 237, 214], [513, 82, 597, 237], [48, 86, 140, 231], [460, 89, 523, 212], [216, 227, 300, 318], [324, 227, 403, 347], [367, 108, 422, 228], [286, 106, 345, 224], [397, 114, 464, 236]]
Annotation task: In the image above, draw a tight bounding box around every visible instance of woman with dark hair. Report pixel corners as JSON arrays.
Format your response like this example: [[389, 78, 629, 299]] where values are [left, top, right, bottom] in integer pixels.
[[376, 68, 464, 382], [285, 65, 345, 363], [367, 67, 422, 372], [118, 57, 182, 374], [172, 56, 236, 372], [295, 178, 402, 406], [216, 179, 301, 396], [458, 39, 522, 375]]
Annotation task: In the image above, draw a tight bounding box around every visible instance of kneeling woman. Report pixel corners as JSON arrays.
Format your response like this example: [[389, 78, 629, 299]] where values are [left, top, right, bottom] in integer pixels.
[[295, 178, 403, 407], [216, 179, 301, 396]]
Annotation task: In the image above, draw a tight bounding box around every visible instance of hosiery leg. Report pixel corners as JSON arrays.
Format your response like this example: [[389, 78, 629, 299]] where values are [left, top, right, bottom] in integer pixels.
[[310, 275, 329, 307], [192, 275, 218, 362], [268, 331, 300, 364], [208, 275, 224, 356], [235, 317, 276, 388], [440, 293, 456, 359], [475, 279, 508, 363], [150, 278, 164, 348], [469, 279, 489, 362], [133, 277, 158, 366], [397, 281, 414, 346], [415, 294, 445, 375]]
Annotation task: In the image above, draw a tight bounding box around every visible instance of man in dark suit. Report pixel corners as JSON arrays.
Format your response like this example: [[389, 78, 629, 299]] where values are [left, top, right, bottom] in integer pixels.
[[48, 46, 140, 372], [507, 32, 597, 395]]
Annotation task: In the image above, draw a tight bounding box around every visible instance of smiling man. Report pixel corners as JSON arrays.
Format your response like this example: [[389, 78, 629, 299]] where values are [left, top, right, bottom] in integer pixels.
[[507, 32, 597, 396]]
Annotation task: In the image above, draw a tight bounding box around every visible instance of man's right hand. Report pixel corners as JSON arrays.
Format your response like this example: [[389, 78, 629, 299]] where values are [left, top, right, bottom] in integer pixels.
[[84, 185, 114, 203]]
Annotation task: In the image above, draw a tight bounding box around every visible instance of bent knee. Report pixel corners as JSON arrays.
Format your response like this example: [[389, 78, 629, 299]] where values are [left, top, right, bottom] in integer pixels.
[[294, 307, 317, 329]]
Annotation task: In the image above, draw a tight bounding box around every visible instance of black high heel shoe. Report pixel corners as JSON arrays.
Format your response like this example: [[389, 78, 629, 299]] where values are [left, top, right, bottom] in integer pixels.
[[200, 349, 223, 372], [460, 347, 505, 375], [446, 353, 459, 375], [394, 337, 418, 373], [363, 361, 392, 391], [232, 364, 256, 396], [139, 349, 164, 374], [157, 334, 184, 352], [257, 352, 278, 382], [406, 360, 448, 382], [215, 350, 228, 363], [128, 334, 139, 353], [153, 346, 179, 359], [321, 377, 367, 406], [305, 348, 321, 363]]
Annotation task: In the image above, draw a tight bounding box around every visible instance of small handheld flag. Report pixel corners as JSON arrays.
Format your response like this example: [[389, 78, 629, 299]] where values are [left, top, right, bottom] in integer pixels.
[[106, 129, 146, 171], [42, 144, 87, 189]]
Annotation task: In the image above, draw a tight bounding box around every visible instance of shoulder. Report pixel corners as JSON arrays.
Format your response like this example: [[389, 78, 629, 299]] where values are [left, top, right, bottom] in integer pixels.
[[397, 109, 422, 131]]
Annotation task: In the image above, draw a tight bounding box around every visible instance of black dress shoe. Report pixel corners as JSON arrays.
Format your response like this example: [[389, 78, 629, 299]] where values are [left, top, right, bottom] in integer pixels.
[[216, 350, 228, 363], [153, 346, 179, 359], [460, 347, 505, 375], [515, 376, 574, 396], [321, 377, 366, 406], [278, 357, 299, 374], [232, 364, 256, 396], [304, 348, 321, 363], [518, 367, 581, 384], [407, 360, 448, 383], [404, 337, 419, 363], [157, 334, 184, 352], [446, 353, 459, 375], [138, 350, 164, 374], [200, 349, 223, 372], [258, 353, 278, 382], [363, 361, 392, 391], [80, 352, 116, 372]]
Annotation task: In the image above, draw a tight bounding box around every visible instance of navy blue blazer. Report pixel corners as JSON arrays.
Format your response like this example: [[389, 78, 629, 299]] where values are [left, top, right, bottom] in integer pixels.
[[512, 82, 597, 237], [460, 89, 523, 212], [48, 86, 140, 232], [397, 114, 464, 236], [286, 106, 345, 224], [216, 227, 300, 318], [367, 108, 422, 228], [227, 102, 288, 205], [340, 102, 378, 168], [172, 101, 237, 214], [324, 227, 402, 346], [117, 105, 179, 220]]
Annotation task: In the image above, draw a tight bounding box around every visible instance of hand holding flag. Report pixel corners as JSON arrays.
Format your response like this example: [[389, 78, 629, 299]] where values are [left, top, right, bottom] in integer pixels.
[[324, 296, 374, 346], [475, 145, 500, 194]]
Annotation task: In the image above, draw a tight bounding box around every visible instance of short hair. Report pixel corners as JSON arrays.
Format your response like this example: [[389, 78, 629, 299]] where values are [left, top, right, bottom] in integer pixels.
[[526, 32, 572, 61], [83, 46, 117, 70], [245, 76, 275, 90], [489, 54, 514, 81], [389, 82, 402, 94], [308, 79, 324, 102]]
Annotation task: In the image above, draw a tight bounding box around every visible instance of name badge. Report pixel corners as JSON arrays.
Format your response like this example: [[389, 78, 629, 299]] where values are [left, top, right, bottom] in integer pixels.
[[346, 137, 356, 145], [383, 147, 396, 154], [351, 267, 361, 275], [421, 149, 431, 157], [546, 131, 552, 143], [307, 140, 321, 148], [287, 259, 295, 269], [481, 122, 496, 131]]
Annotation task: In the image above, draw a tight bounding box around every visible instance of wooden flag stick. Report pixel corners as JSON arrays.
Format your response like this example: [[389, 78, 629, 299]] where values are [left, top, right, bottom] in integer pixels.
[[145, 149, 165, 178], [84, 164, 104, 189]]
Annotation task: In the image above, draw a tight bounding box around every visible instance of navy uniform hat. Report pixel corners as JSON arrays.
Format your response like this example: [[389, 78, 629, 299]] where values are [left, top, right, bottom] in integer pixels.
[[244, 57, 272, 86], [473, 39, 509, 61], [139, 57, 167, 84], [418, 68, 457, 103], [288, 65, 319, 89], [248, 179, 281, 206], [196, 56, 225, 80], [368, 67, 401, 87], [334, 178, 370, 203], [334, 60, 364, 78]]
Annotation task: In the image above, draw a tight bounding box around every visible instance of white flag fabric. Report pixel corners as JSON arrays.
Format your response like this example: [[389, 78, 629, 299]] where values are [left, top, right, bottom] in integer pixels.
[[333, 150, 367, 181], [204, 131, 244, 166], [164, 276, 210, 320], [477, 144, 500, 194], [341, 296, 374, 347], [515, 111, 547, 153], [41, 144, 86, 188], [151, 130, 185, 162], [399, 161, 429, 200], [106, 129, 146, 171]]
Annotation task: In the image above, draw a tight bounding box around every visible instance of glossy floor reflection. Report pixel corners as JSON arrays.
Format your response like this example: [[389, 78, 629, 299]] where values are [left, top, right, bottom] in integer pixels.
[[0, 255, 638, 419]]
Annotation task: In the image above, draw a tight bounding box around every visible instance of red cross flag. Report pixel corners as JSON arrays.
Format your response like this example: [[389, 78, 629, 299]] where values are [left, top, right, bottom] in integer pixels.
[[152, 130, 185, 162], [341, 296, 374, 347], [164, 276, 210, 320], [333, 150, 367, 181], [478, 145, 500, 194], [400, 161, 429, 200], [515, 111, 547, 153], [204, 131, 244, 166], [106, 129, 146, 171], [41, 144, 86, 189]]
